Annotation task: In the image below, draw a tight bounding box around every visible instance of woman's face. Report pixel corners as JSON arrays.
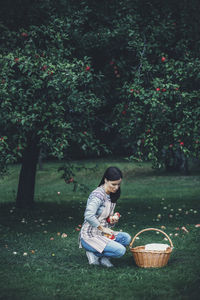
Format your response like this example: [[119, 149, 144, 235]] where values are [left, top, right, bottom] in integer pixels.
[[104, 178, 122, 194]]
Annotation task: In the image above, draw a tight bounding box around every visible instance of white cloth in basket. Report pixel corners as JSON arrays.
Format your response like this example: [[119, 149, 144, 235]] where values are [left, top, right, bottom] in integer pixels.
[[145, 243, 170, 251]]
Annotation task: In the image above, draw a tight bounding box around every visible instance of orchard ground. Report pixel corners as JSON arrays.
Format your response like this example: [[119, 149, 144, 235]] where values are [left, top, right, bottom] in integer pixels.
[[0, 158, 200, 300]]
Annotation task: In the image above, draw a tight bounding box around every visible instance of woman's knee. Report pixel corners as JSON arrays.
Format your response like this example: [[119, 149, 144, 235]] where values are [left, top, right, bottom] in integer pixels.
[[116, 232, 131, 246], [125, 233, 132, 245], [115, 244, 126, 258]]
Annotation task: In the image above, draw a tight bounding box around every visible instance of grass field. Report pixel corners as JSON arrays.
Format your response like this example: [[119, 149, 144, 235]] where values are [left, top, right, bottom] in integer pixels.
[[0, 159, 200, 300]]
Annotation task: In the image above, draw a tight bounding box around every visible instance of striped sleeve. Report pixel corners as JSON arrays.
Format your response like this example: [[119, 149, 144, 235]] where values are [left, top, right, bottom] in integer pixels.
[[84, 196, 102, 228]]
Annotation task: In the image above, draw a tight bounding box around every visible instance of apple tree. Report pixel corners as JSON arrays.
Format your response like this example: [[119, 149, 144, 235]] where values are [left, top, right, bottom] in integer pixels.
[[110, 1, 200, 171], [0, 16, 106, 208]]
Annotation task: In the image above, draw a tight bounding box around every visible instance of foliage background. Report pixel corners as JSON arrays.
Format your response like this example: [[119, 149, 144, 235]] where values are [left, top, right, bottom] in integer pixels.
[[0, 0, 200, 201]]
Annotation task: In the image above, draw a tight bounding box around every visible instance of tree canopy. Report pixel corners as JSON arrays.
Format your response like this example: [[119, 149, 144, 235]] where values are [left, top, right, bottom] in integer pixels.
[[0, 0, 200, 207]]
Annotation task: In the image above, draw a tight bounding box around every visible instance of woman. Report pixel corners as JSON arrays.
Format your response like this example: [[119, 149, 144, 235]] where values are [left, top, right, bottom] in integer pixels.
[[79, 166, 131, 267]]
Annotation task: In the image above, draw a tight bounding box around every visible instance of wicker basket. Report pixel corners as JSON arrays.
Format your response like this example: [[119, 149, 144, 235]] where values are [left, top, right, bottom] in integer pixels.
[[129, 228, 174, 268]]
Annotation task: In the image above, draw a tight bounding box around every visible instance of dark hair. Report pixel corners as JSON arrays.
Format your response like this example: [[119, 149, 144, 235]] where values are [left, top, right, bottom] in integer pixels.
[[98, 166, 123, 203]]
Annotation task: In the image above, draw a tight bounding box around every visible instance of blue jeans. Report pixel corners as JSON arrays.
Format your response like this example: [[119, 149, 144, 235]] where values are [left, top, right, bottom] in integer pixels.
[[81, 232, 131, 258]]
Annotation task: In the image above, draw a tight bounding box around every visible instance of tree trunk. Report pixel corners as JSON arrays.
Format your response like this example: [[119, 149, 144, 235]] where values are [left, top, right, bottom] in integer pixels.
[[38, 148, 43, 171], [181, 157, 190, 175], [16, 137, 40, 209]]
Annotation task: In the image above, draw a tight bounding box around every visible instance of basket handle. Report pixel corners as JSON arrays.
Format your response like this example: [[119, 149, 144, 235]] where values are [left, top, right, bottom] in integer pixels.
[[129, 228, 174, 249]]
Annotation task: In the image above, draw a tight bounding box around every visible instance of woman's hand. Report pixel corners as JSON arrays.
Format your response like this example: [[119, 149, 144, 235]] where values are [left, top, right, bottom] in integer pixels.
[[98, 226, 113, 235], [107, 212, 121, 225], [109, 217, 119, 225]]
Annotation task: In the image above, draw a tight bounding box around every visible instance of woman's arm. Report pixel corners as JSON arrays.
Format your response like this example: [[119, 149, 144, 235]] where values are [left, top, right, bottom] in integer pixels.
[[84, 196, 102, 228], [84, 196, 114, 235]]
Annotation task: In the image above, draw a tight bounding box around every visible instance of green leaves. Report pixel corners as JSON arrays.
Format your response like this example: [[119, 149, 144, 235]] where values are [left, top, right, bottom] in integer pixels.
[[0, 15, 109, 174], [0, 0, 200, 175]]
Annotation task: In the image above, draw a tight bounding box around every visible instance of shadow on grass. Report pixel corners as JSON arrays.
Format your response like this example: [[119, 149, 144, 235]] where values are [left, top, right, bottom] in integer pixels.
[[0, 201, 84, 233]]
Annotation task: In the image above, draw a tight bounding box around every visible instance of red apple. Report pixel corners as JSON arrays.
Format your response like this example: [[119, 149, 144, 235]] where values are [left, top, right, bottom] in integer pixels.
[[161, 57, 166, 62], [114, 212, 121, 218], [156, 88, 160, 91], [85, 66, 90, 71], [106, 217, 111, 223], [21, 32, 28, 37], [42, 65, 47, 71]]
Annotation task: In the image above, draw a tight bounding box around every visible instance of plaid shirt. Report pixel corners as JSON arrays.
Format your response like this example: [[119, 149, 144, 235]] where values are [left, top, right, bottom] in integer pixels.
[[79, 186, 118, 253]]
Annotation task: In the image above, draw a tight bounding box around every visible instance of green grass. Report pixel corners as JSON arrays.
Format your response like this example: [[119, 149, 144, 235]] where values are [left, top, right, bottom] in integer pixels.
[[0, 159, 200, 300]]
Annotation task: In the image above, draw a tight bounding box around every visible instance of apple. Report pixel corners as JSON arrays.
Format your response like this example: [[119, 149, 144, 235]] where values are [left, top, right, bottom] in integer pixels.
[[42, 65, 47, 71], [21, 32, 28, 37], [161, 57, 166, 62], [106, 212, 120, 224]]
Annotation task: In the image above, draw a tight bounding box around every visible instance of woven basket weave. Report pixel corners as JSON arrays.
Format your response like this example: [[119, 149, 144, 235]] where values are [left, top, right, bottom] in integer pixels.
[[130, 228, 174, 268]]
